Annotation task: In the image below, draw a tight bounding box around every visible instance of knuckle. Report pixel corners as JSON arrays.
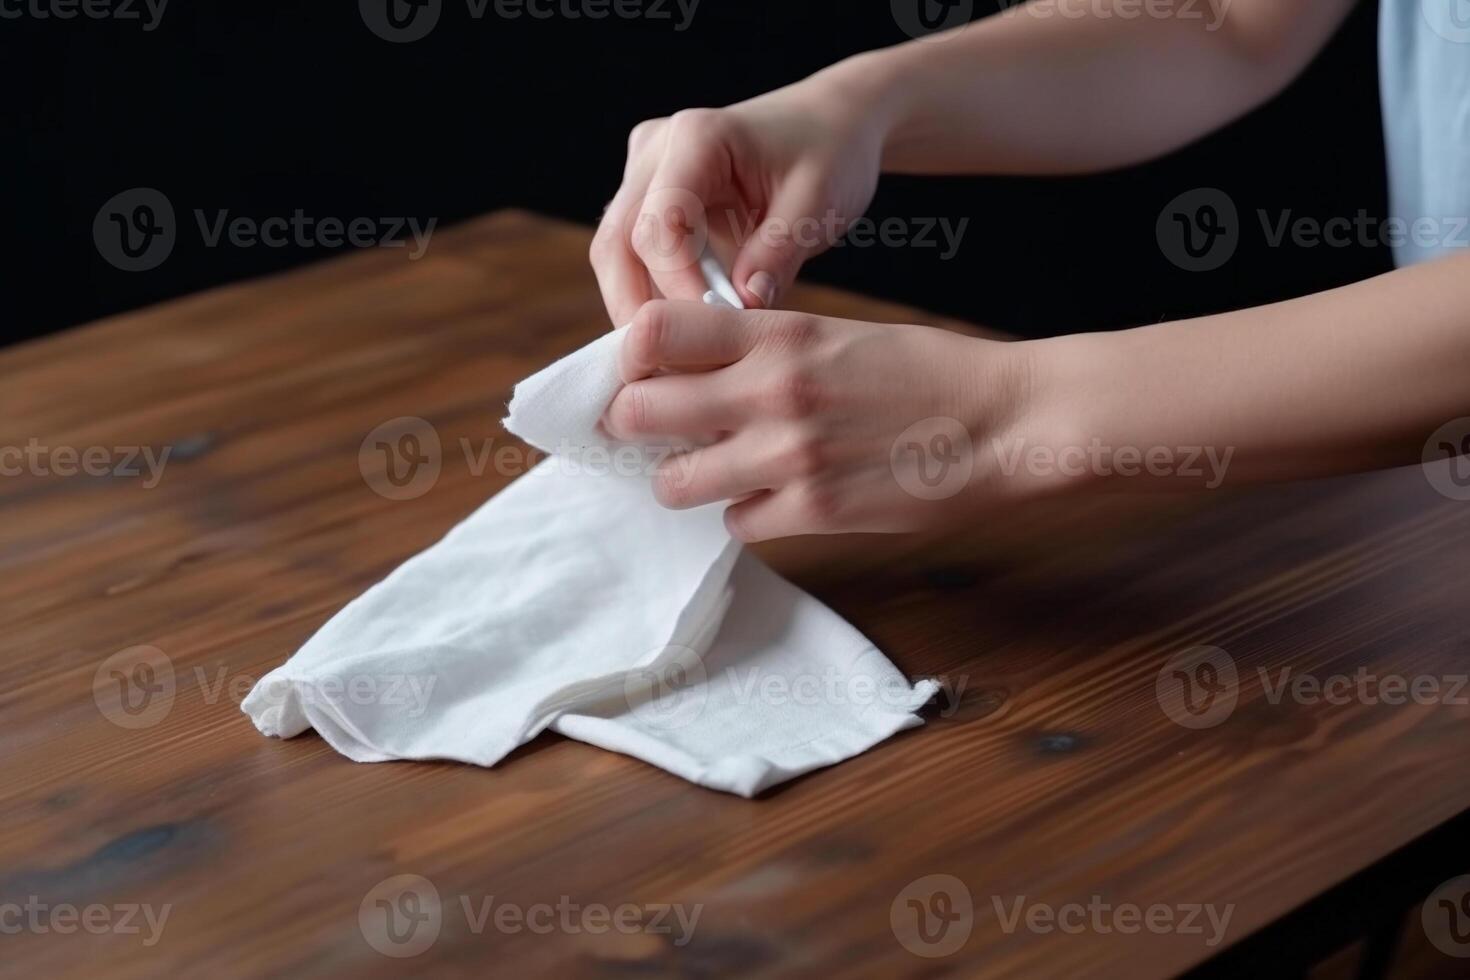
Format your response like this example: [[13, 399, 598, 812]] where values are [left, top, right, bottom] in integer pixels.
[[723, 505, 754, 542], [668, 108, 723, 140], [609, 383, 649, 437], [777, 432, 826, 478], [627, 384, 650, 434], [627, 117, 664, 151], [764, 365, 825, 419], [588, 227, 618, 262], [796, 483, 842, 529]]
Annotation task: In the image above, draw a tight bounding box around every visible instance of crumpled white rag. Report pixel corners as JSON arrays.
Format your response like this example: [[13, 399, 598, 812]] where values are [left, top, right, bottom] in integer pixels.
[[242, 283, 938, 796]]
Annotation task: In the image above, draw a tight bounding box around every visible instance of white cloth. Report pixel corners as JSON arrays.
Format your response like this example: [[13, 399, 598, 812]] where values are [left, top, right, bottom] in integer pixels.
[[242, 293, 937, 796]]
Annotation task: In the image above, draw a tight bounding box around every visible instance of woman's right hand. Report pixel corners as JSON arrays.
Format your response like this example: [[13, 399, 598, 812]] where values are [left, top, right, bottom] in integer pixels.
[[589, 72, 887, 324]]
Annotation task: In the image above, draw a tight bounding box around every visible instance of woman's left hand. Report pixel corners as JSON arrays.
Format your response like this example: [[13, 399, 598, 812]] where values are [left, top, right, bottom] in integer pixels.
[[602, 300, 1048, 541]]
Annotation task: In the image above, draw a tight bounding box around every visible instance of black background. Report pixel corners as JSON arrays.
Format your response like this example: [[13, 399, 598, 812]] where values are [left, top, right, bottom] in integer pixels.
[[8, 0, 1388, 347]]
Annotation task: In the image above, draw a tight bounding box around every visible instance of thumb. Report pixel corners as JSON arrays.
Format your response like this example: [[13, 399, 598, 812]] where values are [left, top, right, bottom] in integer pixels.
[[731, 179, 830, 309]]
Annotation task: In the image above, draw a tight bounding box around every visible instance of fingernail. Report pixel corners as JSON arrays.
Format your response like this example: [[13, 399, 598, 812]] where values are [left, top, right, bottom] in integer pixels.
[[746, 271, 777, 309]]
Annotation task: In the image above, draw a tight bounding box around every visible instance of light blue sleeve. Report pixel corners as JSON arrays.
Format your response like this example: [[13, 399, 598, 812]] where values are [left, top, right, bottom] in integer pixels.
[[1379, 0, 1470, 266]]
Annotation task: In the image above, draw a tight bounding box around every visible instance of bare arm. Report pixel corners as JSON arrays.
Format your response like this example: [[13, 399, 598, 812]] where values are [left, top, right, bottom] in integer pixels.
[[590, 0, 1359, 313], [597, 253, 1470, 541], [815, 0, 1361, 175], [1022, 252, 1470, 490]]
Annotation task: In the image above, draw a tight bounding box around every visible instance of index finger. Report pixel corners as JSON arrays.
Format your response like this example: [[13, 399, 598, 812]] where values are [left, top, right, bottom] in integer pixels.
[[630, 141, 725, 304], [619, 300, 759, 383], [590, 187, 655, 327]]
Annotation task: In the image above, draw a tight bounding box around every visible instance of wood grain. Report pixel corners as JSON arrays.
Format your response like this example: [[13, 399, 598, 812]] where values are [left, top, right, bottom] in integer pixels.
[[2, 210, 1468, 978]]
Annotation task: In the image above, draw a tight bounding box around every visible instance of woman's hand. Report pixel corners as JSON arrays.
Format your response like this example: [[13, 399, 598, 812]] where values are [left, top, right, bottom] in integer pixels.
[[602, 300, 1047, 542], [589, 74, 887, 324]]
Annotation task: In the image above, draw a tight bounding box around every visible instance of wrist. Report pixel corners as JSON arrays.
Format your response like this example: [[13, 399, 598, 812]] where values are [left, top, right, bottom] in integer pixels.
[[819, 46, 949, 174], [798, 50, 911, 158], [983, 332, 1115, 501]]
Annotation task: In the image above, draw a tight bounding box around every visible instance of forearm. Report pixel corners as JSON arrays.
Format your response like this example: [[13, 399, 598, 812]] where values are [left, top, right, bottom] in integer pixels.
[[1021, 254, 1470, 490], [806, 0, 1355, 175]]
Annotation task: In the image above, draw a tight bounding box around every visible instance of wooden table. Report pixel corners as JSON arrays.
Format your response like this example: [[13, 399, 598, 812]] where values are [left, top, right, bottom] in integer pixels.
[[4, 211, 1469, 979]]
